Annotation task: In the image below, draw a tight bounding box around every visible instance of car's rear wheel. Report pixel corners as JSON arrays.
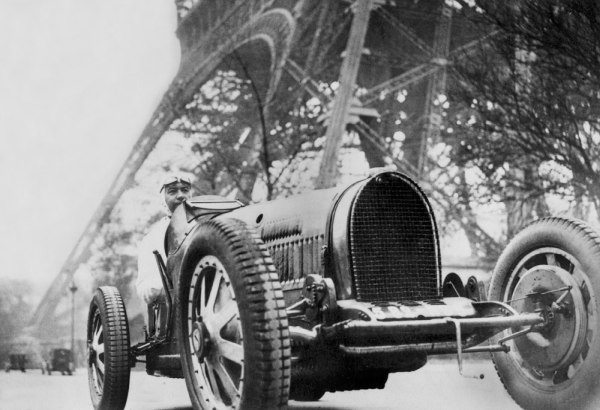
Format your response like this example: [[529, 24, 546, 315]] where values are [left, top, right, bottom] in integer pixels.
[[178, 218, 291, 410], [87, 286, 130, 410], [490, 217, 600, 410]]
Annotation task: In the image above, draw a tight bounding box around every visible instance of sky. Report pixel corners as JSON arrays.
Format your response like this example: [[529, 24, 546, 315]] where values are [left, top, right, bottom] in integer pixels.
[[0, 0, 181, 298]]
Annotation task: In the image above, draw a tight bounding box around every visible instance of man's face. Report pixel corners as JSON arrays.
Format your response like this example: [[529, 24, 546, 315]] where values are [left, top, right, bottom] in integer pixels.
[[163, 182, 192, 213]]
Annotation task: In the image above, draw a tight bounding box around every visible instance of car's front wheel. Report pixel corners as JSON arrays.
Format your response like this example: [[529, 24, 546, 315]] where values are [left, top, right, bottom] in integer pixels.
[[178, 218, 291, 410], [490, 217, 600, 410], [87, 286, 131, 410]]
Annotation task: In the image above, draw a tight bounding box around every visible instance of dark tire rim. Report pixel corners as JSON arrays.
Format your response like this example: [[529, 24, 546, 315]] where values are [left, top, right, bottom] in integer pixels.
[[502, 246, 596, 387], [187, 255, 243, 408]]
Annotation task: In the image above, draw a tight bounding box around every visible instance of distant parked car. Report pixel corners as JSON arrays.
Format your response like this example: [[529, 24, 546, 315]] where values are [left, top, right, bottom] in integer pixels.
[[5, 353, 27, 372], [48, 348, 74, 375]]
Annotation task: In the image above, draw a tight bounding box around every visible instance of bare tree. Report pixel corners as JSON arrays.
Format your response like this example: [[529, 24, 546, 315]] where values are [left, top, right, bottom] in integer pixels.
[[447, 0, 600, 232], [171, 57, 325, 201], [88, 214, 143, 303], [0, 279, 32, 360]]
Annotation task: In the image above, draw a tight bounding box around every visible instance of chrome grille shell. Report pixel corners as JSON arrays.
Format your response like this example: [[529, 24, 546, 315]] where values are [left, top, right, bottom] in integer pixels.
[[348, 173, 441, 301]]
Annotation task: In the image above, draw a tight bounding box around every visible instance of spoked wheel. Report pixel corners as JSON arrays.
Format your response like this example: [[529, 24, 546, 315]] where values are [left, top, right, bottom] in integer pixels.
[[490, 218, 600, 410], [178, 218, 290, 410], [87, 286, 131, 410]]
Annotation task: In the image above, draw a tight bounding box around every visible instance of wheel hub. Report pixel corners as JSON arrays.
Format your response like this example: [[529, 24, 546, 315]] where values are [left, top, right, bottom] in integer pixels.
[[511, 265, 586, 372], [191, 320, 211, 360], [540, 305, 556, 329]]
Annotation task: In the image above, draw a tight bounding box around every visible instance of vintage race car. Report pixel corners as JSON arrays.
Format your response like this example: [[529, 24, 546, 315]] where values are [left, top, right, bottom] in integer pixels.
[[86, 171, 600, 410]]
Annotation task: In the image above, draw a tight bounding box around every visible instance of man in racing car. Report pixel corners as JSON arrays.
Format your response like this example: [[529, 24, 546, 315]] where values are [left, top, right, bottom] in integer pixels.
[[136, 174, 192, 305]]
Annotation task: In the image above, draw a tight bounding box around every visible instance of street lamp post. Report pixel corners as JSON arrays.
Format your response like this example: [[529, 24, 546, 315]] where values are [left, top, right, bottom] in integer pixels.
[[69, 281, 78, 368]]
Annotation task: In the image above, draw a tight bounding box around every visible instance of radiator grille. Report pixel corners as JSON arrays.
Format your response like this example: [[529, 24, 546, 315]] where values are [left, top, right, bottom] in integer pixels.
[[349, 174, 440, 302]]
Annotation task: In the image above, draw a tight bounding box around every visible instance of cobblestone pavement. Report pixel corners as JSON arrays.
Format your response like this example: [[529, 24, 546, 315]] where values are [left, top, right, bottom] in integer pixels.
[[0, 360, 519, 410]]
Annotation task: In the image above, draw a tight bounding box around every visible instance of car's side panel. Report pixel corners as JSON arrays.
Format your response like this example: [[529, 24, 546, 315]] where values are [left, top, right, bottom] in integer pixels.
[[223, 188, 340, 277]]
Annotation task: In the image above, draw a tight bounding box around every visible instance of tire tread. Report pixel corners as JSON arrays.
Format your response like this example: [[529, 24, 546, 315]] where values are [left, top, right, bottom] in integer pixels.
[[179, 218, 291, 409], [87, 286, 130, 410]]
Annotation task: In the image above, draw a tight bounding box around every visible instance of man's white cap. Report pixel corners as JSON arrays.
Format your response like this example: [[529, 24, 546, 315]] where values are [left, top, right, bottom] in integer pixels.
[[159, 174, 192, 193]]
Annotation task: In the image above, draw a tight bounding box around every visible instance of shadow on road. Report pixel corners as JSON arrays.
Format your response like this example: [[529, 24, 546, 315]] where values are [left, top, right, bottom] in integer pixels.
[[0, 361, 519, 410]]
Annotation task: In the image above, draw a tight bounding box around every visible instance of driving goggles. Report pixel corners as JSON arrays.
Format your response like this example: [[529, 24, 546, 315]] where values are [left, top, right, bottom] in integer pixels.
[[159, 175, 192, 192]]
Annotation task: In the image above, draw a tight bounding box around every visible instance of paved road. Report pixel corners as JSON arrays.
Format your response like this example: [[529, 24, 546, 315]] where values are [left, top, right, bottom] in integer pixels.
[[0, 359, 520, 410]]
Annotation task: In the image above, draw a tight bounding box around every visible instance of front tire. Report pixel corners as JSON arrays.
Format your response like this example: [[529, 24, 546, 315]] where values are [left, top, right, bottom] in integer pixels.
[[178, 218, 291, 410], [490, 217, 600, 410], [87, 286, 131, 410]]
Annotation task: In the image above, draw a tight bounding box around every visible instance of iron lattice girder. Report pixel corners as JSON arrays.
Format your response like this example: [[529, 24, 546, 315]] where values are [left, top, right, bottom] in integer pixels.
[[373, 7, 433, 57], [360, 26, 493, 107], [286, 58, 419, 179], [419, 3, 453, 174], [316, 0, 375, 189], [360, 63, 441, 106], [425, 3, 453, 108], [285, 21, 495, 178], [449, 31, 498, 60], [285, 59, 328, 102]]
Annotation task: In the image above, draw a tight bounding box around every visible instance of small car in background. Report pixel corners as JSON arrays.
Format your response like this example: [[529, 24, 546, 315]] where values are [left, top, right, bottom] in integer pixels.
[[47, 348, 74, 375], [4, 353, 27, 372]]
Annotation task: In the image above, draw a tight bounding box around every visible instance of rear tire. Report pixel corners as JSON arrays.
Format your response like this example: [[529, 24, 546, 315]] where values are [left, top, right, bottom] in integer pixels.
[[87, 286, 131, 410], [178, 218, 291, 410], [490, 217, 600, 410]]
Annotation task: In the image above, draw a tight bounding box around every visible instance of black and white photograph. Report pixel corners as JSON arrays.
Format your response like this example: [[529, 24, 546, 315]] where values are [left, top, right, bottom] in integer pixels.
[[1, 1, 599, 409]]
